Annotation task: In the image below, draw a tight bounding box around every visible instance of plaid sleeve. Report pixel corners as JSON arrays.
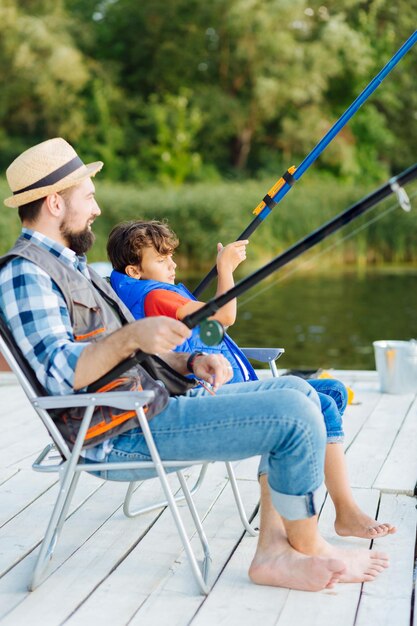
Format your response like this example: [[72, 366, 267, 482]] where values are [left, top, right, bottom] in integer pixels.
[[0, 258, 88, 395]]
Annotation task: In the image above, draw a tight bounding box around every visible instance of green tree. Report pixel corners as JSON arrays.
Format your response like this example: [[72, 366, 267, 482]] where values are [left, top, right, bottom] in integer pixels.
[[0, 0, 90, 165], [79, 0, 411, 177]]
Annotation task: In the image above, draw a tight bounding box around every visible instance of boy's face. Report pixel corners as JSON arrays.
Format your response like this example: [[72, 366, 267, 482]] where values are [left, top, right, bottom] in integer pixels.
[[133, 245, 177, 284]]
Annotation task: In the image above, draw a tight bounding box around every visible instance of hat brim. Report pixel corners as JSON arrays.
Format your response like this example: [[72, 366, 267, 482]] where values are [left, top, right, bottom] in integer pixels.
[[4, 161, 104, 208]]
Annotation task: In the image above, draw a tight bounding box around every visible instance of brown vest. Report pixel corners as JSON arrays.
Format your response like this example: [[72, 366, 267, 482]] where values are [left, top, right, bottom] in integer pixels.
[[0, 238, 193, 448]]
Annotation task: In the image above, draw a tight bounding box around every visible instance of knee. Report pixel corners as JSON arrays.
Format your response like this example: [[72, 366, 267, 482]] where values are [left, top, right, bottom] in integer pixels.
[[284, 389, 327, 450], [309, 378, 348, 414], [332, 380, 348, 414], [279, 375, 321, 410]]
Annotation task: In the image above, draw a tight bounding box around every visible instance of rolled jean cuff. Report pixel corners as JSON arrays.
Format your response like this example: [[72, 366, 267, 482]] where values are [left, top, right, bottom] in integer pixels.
[[269, 482, 326, 520], [327, 434, 344, 444], [257, 453, 268, 478]]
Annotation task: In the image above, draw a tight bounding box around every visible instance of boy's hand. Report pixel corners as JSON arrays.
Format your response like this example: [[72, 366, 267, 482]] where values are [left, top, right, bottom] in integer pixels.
[[132, 317, 192, 354], [216, 240, 248, 273], [192, 354, 233, 390]]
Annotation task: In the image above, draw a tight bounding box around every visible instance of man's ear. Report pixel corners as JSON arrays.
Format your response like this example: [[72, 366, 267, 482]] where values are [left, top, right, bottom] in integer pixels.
[[45, 193, 65, 218], [125, 264, 142, 279]]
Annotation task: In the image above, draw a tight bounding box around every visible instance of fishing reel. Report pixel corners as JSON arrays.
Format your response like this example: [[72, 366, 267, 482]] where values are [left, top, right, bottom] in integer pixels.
[[199, 319, 224, 346]]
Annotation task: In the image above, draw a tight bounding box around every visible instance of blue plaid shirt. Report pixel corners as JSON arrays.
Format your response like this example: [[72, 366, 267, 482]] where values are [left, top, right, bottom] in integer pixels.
[[0, 228, 90, 395]]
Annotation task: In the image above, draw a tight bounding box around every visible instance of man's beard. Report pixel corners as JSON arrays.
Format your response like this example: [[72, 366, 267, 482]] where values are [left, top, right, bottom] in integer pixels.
[[60, 223, 95, 255]]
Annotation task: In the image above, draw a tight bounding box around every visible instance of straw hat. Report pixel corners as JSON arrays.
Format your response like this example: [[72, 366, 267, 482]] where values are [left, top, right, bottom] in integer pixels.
[[4, 138, 103, 208]]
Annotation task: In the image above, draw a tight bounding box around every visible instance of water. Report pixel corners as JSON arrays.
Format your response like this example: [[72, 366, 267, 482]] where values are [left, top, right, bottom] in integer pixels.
[[185, 268, 417, 371]]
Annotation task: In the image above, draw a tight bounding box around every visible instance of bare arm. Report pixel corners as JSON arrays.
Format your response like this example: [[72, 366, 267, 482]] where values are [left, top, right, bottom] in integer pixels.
[[74, 316, 233, 391], [176, 240, 248, 327], [73, 316, 192, 390]]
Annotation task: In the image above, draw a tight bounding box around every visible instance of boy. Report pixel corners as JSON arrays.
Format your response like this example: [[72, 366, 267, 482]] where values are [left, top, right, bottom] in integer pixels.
[[107, 219, 395, 540]]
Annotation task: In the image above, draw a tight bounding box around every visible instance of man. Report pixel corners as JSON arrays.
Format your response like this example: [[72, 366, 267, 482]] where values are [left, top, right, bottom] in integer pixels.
[[0, 138, 389, 591]]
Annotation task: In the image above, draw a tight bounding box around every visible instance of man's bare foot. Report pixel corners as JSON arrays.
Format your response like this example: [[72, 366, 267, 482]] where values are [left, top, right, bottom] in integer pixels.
[[334, 508, 397, 540], [249, 541, 346, 591], [317, 539, 389, 583]]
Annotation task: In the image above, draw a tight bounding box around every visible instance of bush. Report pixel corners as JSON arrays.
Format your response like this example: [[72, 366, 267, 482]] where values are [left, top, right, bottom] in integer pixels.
[[1, 174, 416, 270]]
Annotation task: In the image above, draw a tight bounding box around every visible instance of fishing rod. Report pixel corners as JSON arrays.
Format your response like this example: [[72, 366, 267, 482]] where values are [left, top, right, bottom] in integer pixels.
[[184, 163, 417, 346], [93, 164, 416, 388], [192, 30, 417, 298]]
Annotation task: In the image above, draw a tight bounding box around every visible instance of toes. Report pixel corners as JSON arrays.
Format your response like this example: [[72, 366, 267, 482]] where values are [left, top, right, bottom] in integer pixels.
[[365, 564, 387, 575], [370, 551, 389, 562], [363, 573, 377, 582], [369, 559, 389, 570]]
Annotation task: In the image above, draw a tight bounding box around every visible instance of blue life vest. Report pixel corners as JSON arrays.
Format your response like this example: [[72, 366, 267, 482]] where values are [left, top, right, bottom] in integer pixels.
[[110, 270, 258, 384]]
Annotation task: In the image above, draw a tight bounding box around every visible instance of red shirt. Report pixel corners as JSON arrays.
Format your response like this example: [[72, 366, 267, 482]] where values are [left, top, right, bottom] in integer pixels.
[[144, 289, 189, 320]]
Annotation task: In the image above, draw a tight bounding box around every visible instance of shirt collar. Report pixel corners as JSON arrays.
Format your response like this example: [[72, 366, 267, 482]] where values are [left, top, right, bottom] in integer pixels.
[[21, 227, 90, 279]]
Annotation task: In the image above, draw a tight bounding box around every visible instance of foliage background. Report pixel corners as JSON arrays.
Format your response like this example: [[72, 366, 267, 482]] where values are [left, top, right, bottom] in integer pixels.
[[0, 0, 416, 266]]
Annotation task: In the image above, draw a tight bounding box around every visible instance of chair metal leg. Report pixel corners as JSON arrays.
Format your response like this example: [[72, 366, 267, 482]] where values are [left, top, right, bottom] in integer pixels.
[[176, 470, 212, 581], [136, 407, 209, 594], [29, 464, 81, 590], [269, 359, 279, 378], [225, 462, 259, 537], [123, 464, 209, 518], [29, 406, 95, 591]]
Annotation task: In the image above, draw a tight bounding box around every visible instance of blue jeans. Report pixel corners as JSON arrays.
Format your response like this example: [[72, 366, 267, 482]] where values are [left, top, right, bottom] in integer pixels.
[[95, 376, 327, 521], [308, 378, 348, 443]]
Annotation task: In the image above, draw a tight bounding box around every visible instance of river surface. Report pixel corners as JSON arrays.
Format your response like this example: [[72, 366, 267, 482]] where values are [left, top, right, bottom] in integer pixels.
[[186, 268, 417, 371]]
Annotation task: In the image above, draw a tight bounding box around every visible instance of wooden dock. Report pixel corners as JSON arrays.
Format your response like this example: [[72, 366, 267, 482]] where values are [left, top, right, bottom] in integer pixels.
[[0, 370, 416, 626]]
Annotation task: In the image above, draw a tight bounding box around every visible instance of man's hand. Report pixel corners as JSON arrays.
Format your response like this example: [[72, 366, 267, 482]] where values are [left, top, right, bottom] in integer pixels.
[[192, 354, 233, 391], [131, 316, 192, 354], [74, 316, 192, 390], [216, 240, 248, 273]]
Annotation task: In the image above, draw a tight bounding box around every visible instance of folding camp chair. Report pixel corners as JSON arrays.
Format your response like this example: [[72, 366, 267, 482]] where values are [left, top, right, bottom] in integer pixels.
[[0, 314, 283, 595]]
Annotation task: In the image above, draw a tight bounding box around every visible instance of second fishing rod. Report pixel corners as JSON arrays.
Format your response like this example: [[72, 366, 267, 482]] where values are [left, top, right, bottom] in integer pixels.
[[183, 163, 417, 346], [192, 30, 417, 298], [93, 163, 417, 387]]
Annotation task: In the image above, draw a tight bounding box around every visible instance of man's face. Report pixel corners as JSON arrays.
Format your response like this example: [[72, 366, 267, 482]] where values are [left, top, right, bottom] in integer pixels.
[[137, 246, 177, 284], [59, 178, 101, 255]]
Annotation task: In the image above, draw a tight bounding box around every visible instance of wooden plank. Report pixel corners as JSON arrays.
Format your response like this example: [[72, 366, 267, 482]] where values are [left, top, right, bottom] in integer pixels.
[[126, 473, 260, 626], [1, 466, 227, 625], [0, 477, 142, 621], [0, 420, 48, 454], [0, 467, 19, 486], [0, 470, 57, 528], [0, 473, 103, 582], [343, 390, 381, 449], [355, 493, 416, 626], [0, 372, 414, 626], [373, 396, 417, 494], [0, 434, 51, 469], [62, 464, 253, 626], [230, 456, 261, 481], [345, 393, 414, 489]]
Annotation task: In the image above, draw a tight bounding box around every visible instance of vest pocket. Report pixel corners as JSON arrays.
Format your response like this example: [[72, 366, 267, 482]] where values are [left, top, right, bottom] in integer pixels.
[[71, 287, 106, 341]]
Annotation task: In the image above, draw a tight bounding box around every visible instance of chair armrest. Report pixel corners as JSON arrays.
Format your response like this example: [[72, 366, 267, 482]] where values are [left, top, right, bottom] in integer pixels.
[[241, 348, 285, 363], [32, 390, 155, 412]]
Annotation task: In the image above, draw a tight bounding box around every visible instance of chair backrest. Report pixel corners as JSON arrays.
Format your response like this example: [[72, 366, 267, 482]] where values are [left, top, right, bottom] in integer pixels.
[[0, 315, 71, 457]]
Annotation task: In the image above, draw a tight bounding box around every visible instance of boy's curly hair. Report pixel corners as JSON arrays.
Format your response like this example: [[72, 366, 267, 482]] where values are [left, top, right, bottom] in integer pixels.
[[107, 220, 179, 273]]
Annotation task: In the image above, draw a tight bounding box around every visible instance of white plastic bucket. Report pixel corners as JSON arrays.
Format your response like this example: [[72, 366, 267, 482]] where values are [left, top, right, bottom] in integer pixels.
[[373, 340, 417, 394]]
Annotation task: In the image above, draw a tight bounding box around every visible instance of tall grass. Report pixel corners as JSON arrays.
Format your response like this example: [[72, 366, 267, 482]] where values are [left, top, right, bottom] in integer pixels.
[[1, 175, 417, 268]]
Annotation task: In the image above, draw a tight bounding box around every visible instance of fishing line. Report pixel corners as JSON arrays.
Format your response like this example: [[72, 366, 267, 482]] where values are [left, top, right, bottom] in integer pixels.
[[193, 31, 417, 297], [238, 188, 417, 309]]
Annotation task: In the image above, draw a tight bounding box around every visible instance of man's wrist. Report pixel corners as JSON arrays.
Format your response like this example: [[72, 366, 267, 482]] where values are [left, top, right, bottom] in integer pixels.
[[186, 351, 207, 374]]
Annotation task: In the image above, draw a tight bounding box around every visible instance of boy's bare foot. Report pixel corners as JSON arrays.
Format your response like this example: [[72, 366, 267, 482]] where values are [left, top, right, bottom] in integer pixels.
[[334, 508, 397, 540], [315, 538, 389, 583], [249, 541, 346, 591]]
